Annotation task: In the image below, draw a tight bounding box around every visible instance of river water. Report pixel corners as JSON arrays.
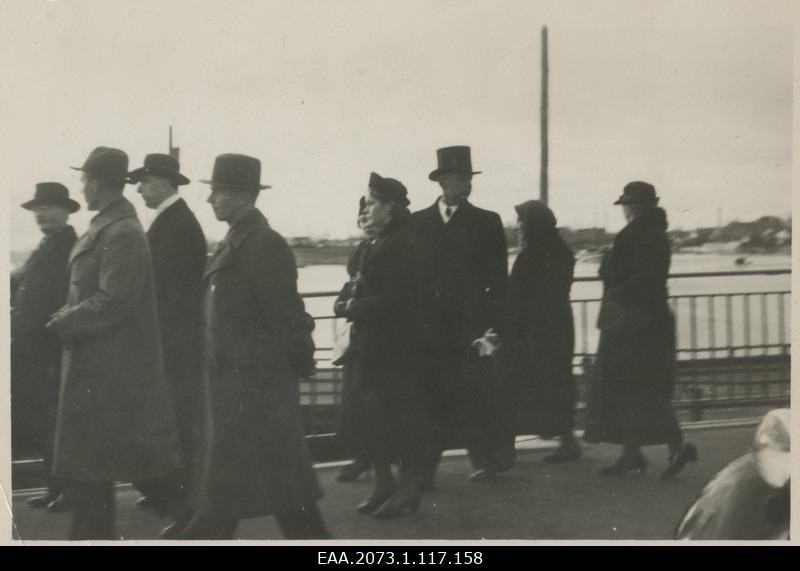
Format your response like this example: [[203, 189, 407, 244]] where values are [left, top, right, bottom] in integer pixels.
[[300, 253, 791, 363]]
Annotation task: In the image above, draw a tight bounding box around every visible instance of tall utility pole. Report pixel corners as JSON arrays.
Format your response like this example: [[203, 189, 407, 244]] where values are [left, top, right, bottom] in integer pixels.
[[168, 126, 180, 162], [540, 26, 549, 205]]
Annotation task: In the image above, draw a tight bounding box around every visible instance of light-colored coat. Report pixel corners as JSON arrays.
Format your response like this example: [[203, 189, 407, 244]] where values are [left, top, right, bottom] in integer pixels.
[[51, 197, 180, 482]]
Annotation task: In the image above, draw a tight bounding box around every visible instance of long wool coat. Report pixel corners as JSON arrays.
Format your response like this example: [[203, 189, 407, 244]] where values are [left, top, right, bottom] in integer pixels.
[[502, 230, 576, 438], [147, 198, 207, 462], [584, 207, 682, 446], [190, 209, 322, 519], [51, 198, 181, 482]]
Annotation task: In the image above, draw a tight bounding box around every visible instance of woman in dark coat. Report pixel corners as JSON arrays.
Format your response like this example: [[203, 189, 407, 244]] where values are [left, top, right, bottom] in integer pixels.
[[333, 197, 374, 482], [584, 182, 697, 478], [501, 200, 580, 461], [338, 172, 432, 518]]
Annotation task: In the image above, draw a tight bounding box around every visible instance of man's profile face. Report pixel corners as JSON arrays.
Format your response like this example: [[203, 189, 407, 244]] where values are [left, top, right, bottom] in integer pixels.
[[438, 172, 472, 206], [32, 205, 69, 235], [207, 187, 241, 222], [81, 173, 101, 211], [137, 175, 172, 210]]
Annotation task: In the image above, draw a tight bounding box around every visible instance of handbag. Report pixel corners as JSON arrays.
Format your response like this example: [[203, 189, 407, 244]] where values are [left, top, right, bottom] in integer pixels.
[[331, 320, 354, 366], [597, 299, 651, 332]]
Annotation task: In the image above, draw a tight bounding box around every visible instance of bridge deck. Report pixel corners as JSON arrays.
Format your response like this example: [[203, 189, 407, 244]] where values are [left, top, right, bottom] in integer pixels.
[[12, 423, 756, 542]]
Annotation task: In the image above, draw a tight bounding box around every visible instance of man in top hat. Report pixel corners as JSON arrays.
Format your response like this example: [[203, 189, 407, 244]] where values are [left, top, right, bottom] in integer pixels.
[[47, 147, 181, 539], [12, 183, 80, 511], [177, 153, 329, 540], [126, 153, 207, 529], [410, 145, 516, 484]]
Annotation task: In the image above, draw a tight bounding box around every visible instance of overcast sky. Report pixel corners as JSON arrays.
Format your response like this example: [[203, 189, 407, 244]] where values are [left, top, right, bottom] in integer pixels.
[[2, 0, 794, 250]]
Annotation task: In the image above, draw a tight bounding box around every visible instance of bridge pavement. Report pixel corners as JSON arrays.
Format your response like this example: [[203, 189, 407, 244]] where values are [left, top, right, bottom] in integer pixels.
[[11, 424, 756, 542]]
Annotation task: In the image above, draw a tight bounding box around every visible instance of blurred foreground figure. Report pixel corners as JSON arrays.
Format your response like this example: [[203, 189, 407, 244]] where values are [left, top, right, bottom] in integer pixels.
[[12, 183, 79, 511], [177, 154, 329, 540], [675, 409, 790, 540]]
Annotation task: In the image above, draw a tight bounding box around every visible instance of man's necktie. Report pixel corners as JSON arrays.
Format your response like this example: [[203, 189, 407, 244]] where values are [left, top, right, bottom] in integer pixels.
[[445, 207, 452, 221]]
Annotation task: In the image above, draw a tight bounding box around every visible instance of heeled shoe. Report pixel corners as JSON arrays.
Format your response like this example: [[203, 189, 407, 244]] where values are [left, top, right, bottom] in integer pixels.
[[27, 492, 59, 509], [661, 443, 698, 480], [355, 487, 397, 515], [468, 467, 498, 482], [46, 494, 73, 513], [599, 452, 648, 476], [371, 491, 422, 518]]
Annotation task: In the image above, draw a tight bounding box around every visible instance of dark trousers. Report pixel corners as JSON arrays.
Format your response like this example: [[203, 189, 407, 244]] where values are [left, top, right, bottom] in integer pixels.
[[133, 470, 187, 517], [427, 350, 516, 471], [70, 481, 115, 540]]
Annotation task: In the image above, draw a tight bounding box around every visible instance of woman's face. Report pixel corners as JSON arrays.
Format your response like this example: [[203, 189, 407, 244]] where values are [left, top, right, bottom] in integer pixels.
[[515, 215, 524, 242], [363, 192, 393, 231]]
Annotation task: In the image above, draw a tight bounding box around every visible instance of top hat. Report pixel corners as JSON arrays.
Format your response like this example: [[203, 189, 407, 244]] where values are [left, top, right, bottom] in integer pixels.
[[71, 147, 129, 184], [21, 182, 81, 213], [614, 181, 659, 205], [368, 172, 410, 207], [428, 145, 482, 181], [128, 153, 190, 186], [199, 154, 271, 190]]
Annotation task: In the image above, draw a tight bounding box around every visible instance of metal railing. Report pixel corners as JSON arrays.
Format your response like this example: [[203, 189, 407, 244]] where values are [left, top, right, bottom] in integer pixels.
[[299, 269, 791, 434]]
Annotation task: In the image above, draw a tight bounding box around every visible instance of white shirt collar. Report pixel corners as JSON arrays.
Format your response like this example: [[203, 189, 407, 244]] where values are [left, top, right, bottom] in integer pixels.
[[437, 197, 459, 223], [154, 193, 182, 221]]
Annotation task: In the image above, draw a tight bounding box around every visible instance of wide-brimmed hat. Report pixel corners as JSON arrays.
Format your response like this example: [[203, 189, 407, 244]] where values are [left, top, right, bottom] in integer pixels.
[[21, 182, 80, 213], [368, 172, 410, 207], [428, 145, 482, 181], [199, 153, 271, 190], [614, 181, 659, 205], [70, 147, 129, 185], [128, 153, 190, 186]]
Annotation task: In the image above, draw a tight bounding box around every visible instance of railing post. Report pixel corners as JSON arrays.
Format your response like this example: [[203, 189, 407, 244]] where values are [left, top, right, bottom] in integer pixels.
[[689, 386, 704, 422]]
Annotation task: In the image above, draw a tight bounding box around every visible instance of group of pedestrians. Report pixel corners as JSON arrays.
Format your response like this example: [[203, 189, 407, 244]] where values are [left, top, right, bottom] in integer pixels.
[[332, 146, 698, 518], [11, 143, 697, 540]]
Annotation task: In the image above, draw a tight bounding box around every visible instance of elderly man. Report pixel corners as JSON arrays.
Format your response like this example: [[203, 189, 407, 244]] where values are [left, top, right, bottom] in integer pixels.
[[47, 147, 180, 540], [12, 183, 79, 511], [128, 153, 206, 527], [411, 145, 515, 484], [177, 153, 329, 540]]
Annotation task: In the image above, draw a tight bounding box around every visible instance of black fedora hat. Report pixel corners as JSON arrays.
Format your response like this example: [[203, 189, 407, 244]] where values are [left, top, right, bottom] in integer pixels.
[[614, 181, 660, 205], [368, 172, 410, 207], [199, 154, 271, 190], [21, 182, 81, 213], [428, 145, 482, 181], [70, 146, 129, 184], [128, 153, 190, 186]]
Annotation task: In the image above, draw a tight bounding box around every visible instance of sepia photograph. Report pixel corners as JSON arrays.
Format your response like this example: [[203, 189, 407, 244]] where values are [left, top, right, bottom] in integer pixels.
[[1, 0, 794, 544]]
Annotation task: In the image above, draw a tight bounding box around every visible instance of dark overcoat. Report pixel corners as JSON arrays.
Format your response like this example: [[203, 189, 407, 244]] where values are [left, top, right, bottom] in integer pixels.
[[11, 225, 77, 451], [147, 198, 207, 459], [190, 209, 322, 519], [346, 219, 427, 400], [51, 198, 181, 482], [502, 230, 576, 438], [584, 207, 682, 446], [410, 201, 508, 351]]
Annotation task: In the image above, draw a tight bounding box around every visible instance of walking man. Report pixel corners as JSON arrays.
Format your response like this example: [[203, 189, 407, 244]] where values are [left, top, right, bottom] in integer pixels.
[[129, 153, 207, 531], [47, 147, 181, 539], [411, 145, 515, 483], [177, 154, 329, 540]]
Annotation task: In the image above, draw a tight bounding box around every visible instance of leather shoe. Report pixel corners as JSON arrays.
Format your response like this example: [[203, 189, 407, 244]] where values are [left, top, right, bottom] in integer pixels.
[[159, 511, 194, 539], [46, 494, 73, 513], [136, 495, 169, 517], [27, 494, 57, 509], [661, 443, 698, 480], [468, 467, 497, 482]]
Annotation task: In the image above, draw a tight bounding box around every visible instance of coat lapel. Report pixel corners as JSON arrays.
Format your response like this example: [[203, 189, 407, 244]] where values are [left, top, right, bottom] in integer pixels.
[[202, 209, 266, 281], [68, 198, 138, 268]]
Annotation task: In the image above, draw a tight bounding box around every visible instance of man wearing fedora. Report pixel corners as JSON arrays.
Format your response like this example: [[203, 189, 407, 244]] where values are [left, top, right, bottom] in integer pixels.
[[47, 147, 181, 539], [127, 153, 207, 529], [177, 153, 329, 540], [411, 146, 516, 484], [11, 183, 79, 512]]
